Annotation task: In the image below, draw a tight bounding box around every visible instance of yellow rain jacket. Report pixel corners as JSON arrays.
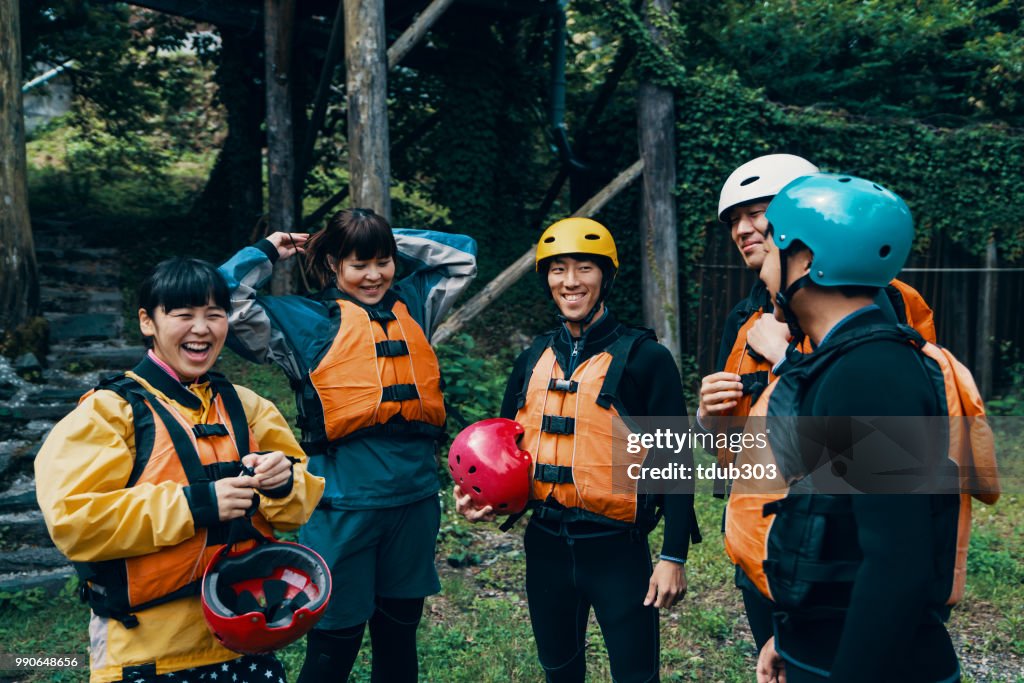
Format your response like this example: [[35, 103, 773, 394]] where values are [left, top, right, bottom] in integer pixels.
[[35, 359, 325, 683]]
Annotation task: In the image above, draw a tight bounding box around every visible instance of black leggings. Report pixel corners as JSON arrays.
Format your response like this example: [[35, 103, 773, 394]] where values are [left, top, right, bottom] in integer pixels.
[[297, 596, 423, 683], [524, 522, 660, 683]]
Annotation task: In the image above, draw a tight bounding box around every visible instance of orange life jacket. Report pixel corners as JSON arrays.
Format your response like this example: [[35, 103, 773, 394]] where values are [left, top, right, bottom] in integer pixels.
[[716, 278, 936, 467], [303, 298, 446, 448], [514, 329, 654, 527], [75, 374, 273, 628], [724, 325, 999, 607]]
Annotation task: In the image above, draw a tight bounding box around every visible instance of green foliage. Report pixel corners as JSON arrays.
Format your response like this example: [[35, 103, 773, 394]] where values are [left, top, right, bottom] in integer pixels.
[[712, 0, 1024, 125], [436, 334, 516, 430]]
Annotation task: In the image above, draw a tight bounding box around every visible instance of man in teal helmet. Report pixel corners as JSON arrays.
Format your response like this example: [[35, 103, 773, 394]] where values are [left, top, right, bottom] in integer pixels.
[[751, 174, 974, 683]]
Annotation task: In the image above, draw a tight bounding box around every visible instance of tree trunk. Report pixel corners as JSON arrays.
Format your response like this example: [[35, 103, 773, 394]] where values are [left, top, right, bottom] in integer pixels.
[[638, 0, 681, 369], [188, 28, 264, 250], [265, 0, 297, 295], [0, 0, 38, 332], [345, 0, 391, 220]]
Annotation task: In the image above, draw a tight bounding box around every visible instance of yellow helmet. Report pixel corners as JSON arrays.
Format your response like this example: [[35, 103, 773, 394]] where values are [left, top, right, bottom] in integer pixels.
[[535, 217, 619, 271]]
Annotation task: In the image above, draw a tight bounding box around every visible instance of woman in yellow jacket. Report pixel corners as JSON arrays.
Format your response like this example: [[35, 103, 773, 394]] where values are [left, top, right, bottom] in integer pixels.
[[35, 258, 325, 683]]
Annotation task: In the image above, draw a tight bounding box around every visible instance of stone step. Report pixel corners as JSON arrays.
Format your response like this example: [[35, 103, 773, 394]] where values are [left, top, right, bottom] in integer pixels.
[[47, 312, 123, 342], [50, 344, 145, 371], [0, 442, 32, 482], [35, 246, 119, 263], [40, 287, 122, 314], [0, 510, 54, 548], [0, 546, 67, 573], [0, 476, 39, 514], [2, 404, 75, 422], [0, 566, 75, 596], [39, 262, 120, 288]]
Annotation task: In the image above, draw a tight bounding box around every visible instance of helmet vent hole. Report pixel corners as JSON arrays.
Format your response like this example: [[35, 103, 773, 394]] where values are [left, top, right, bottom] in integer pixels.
[[472, 486, 481, 494], [498, 503, 508, 509], [879, 245, 891, 258], [584, 233, 600, 241], [872, 184, 883, 192], [739, 175, 760, 187], [543, 236, 555, 243], [838, 177, 852, 183], [455, 454, 461, 464], [468, 466, 477, 474]]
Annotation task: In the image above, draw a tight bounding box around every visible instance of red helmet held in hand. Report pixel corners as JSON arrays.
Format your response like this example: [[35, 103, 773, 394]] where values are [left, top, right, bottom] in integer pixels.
[[201, 538, 332, 655], [448, 418, 533, 514]]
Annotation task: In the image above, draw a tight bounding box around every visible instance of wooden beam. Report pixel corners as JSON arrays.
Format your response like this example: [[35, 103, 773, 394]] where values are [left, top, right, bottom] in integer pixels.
[[432, 159, 644, 345], [296, 0, 346, 202], [265, 0, 298, 295], [975, 239, 997, 398], [637, 0, 681, 368], [388, 0, 456, 69], [345, 0, 391, 219]]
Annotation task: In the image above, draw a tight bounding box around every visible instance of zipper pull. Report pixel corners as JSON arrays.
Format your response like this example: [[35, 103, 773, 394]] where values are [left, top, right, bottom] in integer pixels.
[[571, 339, 580, 358]]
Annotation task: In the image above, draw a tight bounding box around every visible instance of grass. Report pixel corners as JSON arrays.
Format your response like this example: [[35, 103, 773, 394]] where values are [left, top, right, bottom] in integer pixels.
[[16, 485, 1019, 682]]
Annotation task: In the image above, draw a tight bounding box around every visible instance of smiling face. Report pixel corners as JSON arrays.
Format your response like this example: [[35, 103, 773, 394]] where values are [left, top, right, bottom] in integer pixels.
[[728, 201, 771, 270], [334, 252, 396, 305], [546, 255, 604, 324], [139, 299, 228, 381]]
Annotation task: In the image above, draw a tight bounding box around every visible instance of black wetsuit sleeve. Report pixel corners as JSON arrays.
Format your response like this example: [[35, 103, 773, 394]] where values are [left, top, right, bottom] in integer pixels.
[[621, 339, 700, 560], [499, 348, 531, 420]]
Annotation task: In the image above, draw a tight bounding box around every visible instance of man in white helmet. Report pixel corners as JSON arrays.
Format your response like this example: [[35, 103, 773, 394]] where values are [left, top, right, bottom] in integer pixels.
[[699, 154, 821, 650], [699, 154, 820, 431]]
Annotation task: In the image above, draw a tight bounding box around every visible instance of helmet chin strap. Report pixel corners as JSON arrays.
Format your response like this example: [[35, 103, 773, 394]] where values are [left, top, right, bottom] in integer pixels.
[[773, 249, 811, 343]]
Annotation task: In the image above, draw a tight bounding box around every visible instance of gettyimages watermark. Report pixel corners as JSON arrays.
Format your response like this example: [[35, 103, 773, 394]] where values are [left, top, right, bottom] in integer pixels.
[[601, 415, 1018, 497]]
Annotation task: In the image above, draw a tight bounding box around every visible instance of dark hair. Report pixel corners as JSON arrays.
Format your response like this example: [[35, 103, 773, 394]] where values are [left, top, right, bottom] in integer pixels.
[[138, 257, 232, 317], [304, 208, 397, 288]]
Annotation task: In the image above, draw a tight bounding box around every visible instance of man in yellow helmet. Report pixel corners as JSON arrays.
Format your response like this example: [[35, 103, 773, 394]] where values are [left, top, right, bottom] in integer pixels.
[[456, 217, 701, 682]]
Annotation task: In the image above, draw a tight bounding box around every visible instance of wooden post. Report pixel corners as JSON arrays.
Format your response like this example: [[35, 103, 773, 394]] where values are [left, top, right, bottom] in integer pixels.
[[637, 0, 681, 369], [432, 160, 644, 345], [265, 0, 297, 295], [0, 0, 38, 330], [345, 0, 391, 220], [975, 239, 997, 398]]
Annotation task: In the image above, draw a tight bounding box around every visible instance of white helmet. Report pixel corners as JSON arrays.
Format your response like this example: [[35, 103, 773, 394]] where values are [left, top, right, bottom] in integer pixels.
[[717, 154, 819, 223]]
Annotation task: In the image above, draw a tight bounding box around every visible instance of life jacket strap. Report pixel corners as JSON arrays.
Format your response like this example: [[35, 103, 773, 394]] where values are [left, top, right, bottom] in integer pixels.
[[541, 415, 575, 435], [375, 340, 410, 357], [534, 463, 574, 484], [381, 383, 420, 403], [366, 309, 397, 323], [193, 423, 229, 438], [740, 371, 770, 399], [547, 378, 579, 393]]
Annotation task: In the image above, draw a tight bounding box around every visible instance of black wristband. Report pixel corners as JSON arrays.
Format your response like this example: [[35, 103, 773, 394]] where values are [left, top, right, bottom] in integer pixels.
[[254, 238, 279, 264], [183, 481, 220, 528]]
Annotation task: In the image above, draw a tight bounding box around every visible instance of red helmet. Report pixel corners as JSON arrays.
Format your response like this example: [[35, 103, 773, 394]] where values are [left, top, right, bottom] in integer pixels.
[[201, 539, 332, 655], [448, 418, 533, 514]]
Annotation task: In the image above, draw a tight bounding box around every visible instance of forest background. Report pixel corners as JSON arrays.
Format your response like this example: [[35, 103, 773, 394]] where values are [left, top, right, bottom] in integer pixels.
[[3, 0, 1024, 681]]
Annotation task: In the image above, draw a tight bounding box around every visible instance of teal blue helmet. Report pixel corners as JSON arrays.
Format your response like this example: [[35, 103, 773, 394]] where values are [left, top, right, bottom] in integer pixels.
[[765, 174, 913, 288]]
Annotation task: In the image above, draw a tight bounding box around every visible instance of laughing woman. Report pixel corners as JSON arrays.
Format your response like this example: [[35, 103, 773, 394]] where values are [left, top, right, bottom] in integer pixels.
[[217, 208, 477, 683], [35, 258, 323, 683]]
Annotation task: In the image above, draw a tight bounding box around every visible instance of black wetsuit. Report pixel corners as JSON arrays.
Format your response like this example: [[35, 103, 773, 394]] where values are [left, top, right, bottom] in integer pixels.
[[769, 306, 960, 683], [501, 310, 700, 683]]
